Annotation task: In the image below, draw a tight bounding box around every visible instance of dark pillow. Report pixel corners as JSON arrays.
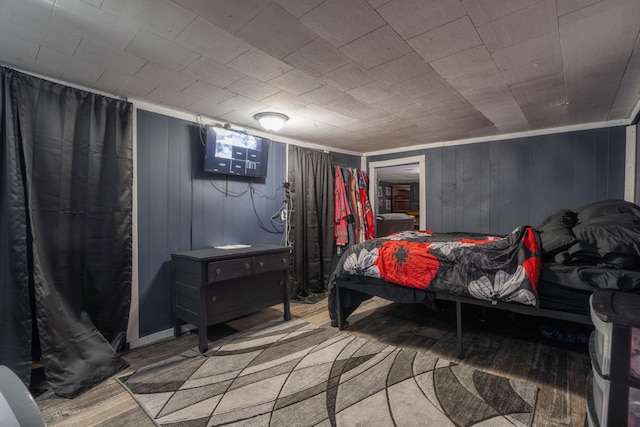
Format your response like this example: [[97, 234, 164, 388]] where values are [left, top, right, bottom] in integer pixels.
[[570, 213, 640, 269], [577, 199, 640, 222], [537, 209, 578, 259]]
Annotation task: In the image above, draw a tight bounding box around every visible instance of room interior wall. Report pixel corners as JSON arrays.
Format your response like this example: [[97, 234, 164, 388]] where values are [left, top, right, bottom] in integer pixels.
[[136, 109, 286, 338], [368, 126, 627, 235]]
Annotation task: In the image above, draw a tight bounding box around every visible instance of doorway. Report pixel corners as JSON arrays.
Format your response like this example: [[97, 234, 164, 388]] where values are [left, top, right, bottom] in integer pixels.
[[368, 155, 426, 230]]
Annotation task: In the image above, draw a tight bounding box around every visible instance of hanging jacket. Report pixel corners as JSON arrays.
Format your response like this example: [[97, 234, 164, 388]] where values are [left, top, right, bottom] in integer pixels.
[[333, 166, 350, 246], [358, 170, 375, 240]]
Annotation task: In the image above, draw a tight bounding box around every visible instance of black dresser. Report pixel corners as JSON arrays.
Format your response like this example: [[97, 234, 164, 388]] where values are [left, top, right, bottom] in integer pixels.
[[171, 244, 291, 352]]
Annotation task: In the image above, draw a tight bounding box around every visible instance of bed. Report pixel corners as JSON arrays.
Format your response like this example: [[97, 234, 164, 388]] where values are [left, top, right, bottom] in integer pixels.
[[328, 199, 640, 358], [375, 213, 416, 237]]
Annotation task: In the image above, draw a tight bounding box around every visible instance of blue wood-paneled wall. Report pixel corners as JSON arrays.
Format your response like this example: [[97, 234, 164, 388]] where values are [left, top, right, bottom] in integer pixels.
[[137, 110, 286, 337], [369, 127, 627, 235]]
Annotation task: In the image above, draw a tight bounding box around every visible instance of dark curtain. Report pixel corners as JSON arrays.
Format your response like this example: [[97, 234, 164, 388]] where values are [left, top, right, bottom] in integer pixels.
[[0, 67, 131, 398], [288, 146, 334, 302]]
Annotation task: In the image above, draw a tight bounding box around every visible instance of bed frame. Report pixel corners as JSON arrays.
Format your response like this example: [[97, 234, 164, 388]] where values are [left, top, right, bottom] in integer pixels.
[[334, 278, 592, 359]]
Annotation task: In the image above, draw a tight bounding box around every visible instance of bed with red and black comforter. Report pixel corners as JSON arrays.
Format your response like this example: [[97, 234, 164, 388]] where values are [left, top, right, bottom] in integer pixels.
[[328, 199, 640, 333]]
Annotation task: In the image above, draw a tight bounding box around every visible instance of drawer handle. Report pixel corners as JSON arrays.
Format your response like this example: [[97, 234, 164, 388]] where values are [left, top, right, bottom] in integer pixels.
[[245, 262, 250, 270], [215, 268, 222, 275], [259, 261, 265, 268], [211, 296, 217, 302], [279, 280, 284, 286], [282, 258, 288, 264]]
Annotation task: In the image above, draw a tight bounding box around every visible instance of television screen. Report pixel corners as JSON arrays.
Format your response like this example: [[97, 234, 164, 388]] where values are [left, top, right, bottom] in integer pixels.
[[204, 127, 270, 178]]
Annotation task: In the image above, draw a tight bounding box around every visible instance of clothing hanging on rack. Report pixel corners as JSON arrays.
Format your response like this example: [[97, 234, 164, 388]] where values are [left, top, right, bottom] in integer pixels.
[[334, 166, 375, 252]]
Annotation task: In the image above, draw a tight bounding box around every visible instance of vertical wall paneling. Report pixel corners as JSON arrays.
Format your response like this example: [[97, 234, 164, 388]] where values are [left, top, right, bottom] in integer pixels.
[[425, 148, 443, 231], [369, 126, 628, 235], [136, 110, 286, 337]]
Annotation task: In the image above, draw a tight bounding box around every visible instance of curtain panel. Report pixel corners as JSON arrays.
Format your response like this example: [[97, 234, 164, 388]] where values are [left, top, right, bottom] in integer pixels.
[[287, 145, 334, 301], [0, 67, 132, 397]]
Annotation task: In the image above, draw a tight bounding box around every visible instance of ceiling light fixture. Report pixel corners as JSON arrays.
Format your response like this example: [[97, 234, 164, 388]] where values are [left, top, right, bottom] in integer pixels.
[[254, 112, 289, 132]]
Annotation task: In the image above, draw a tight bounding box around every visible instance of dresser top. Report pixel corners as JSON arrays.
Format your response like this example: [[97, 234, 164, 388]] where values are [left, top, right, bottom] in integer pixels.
[[172, 244, 290, 261]]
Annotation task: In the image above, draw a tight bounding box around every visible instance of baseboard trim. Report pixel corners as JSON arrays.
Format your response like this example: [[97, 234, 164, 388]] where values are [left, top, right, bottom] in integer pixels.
[[127, 324, 196, 349]]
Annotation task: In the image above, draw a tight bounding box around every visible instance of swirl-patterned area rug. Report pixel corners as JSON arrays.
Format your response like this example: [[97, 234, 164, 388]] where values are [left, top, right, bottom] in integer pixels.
[[118, 318, 537, 426]]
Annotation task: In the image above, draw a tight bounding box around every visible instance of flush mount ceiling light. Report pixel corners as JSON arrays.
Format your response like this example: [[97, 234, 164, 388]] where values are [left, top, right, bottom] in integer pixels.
[[254, 112, 289, 132]]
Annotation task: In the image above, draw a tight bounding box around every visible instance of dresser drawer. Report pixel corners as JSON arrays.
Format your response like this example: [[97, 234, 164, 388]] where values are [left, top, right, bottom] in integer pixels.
[[207, 258, 252, 282], [254, 252, 291, 274]]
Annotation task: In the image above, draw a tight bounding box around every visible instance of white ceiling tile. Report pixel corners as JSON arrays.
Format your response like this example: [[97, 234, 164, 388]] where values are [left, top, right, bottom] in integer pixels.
[[568, 104, 610, 123], [0, 0, 53, 26], [0, 5, 81, 56], [272, 0, 324, 18], [51, 0, 140, 49], [74, 38, 146, 76], [125, 30, 199, 71], [261, 91, 307, 109], [227, 48, 293, 82], [560, 0, 640, 113], [492, 31, 562, 85], [236, 3, 317, 59], [294, 103, 360, 126], [409, 17, 483, 63], [320, 62, 376, 91], [300, 85, 345, 104], [522, 103, 569, 127], [394, 70, 457, 100], [372, 94, 431, 118], [369, 52, 433, 85], [0, 34, 39, 69], [134, 62, 197, 91], [227, 77, 281, 101], [481, 104, 530, 132], [557, 0, 602, 16], [181, 81, 236, 105], [510, 73, 565, 108], [462, 0, 541, 26], [322, 95, 390, 122], [173, 0, 268, 34], [347, 80, 397, 103], [183, 57, 246, 89], [377, 0, 466, 40], [267, 69, 324, 95], [210, 95, 268, 117], [430, 45, 493, 80], [36, 46, 105, 83], [101, 0, 196, 40], [174, 17, 252, 65], [283, 38, 351, 77], [145, 85, 205, 109], [99, 69, 158, 98], [477, 0, 558, 53], [367, 0, 393, 8], [610, 46, 640, 119], [340, 25, 413, 69], [445, 65, 505, 93], [299, 0, 385, 48]]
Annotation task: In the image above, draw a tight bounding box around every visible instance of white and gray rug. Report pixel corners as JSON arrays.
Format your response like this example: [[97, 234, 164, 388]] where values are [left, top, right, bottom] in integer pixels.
[[118, 318, 537, 426]]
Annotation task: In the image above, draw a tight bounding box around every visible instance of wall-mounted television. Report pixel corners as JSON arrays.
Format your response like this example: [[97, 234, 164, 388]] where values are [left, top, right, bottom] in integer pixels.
[[204, 126, 270, 178]]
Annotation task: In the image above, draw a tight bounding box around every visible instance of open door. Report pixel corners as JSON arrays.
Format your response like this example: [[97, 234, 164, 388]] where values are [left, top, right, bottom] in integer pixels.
[[368, 155, 426, 230]]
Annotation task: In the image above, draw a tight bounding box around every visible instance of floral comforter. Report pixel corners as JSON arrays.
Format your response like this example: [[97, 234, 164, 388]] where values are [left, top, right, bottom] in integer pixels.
[[329, 226, 541, 316]]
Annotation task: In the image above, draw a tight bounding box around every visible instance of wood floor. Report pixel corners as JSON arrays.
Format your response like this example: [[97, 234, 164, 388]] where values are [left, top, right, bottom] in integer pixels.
[[34, 297, 591, 426]]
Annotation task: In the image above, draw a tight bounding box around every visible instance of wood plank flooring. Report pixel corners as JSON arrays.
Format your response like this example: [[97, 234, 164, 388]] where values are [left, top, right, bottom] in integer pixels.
[[34, 297, 592, 426]]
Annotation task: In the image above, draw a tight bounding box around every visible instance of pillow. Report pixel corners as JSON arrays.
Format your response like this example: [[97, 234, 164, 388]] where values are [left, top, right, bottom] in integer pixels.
[[577, 199, 640, 222], [570, 214, 640, 268], [536, 209, 578, 259]]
